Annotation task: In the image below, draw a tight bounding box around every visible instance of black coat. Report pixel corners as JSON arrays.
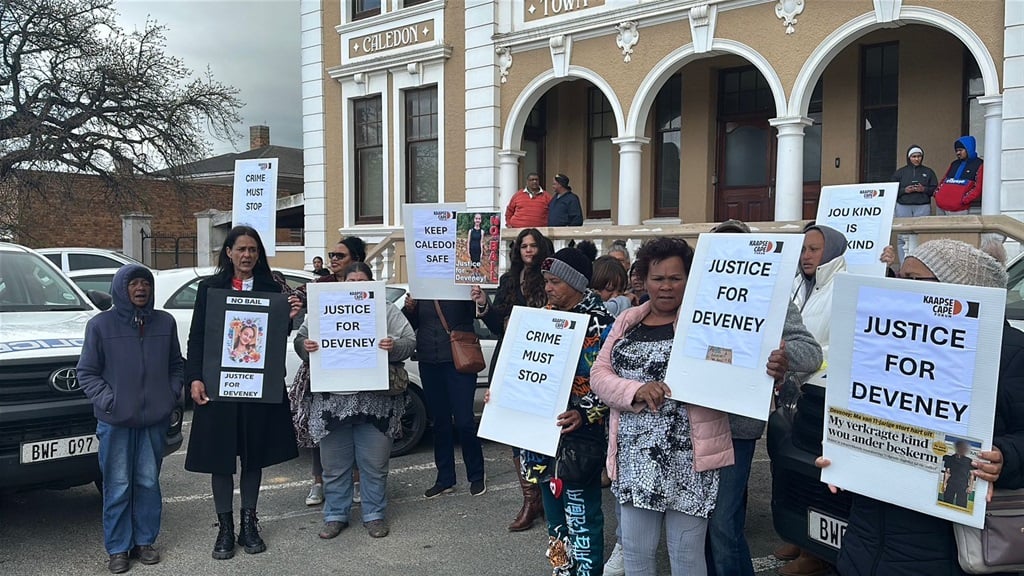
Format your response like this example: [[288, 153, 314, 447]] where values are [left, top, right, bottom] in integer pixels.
[[837, 324, 1024, 575], [184, 274, 299, 475], [403, 299, 474, 365]]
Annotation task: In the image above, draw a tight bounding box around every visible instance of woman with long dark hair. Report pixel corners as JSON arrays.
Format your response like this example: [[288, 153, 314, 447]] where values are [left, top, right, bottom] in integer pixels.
[[470, 228, 553, 531], [184, 226, 301, 560]]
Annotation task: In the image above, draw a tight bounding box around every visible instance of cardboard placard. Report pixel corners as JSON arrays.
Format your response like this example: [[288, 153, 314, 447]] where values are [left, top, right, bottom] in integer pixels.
[[478, 307, 590, 456], [402, 203, 470, 300], [454, 211, 501, 288], [202, 289, 289, 403], [814, 183, 899, 276], [821, 274, 1005, 528], [306, 281, 389, 393], [664, 233, 800, 419], [232, 158, 279, 256]]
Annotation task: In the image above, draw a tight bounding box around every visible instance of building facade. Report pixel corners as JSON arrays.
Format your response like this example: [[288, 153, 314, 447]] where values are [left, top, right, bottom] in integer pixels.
[[301, 0, 1019, 262]]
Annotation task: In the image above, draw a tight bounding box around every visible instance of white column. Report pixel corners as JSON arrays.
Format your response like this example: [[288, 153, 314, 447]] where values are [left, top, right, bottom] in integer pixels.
[[770, 116, 813, 221], [498, 149, 525, 225], [612, 136, 649, 225], [464, 1, 501, 210], [980, 95, 1002, 215]]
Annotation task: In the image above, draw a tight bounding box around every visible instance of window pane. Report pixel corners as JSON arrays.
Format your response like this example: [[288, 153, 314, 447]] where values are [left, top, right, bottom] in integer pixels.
[[408, 141, 438, 203], [590, 138, 613, 212], [657, 130, 681, 209], [357, 148, 384, 218], [803, 123, 822, 183], [863, 108, 898, 182], [723, 125, 768, 187], [68, 254, 123, 270], [656, 75, 682, 131]]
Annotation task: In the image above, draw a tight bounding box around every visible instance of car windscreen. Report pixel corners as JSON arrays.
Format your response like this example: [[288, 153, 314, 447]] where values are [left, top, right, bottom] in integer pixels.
[[0, 252, 91, 311]]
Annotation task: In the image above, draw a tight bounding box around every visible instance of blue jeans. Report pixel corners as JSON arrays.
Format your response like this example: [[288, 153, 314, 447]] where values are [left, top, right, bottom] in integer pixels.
[[319, 420, 392, 523], [622, 503, 707, 576], [96, 420, 167, 555], [706, 437, 756, 576], [542, 480, 605, 576], [420, 362, 484, 486]]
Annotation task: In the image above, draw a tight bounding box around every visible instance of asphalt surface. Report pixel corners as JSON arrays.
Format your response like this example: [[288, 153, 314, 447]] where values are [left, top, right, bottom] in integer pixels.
[[0, 411, 814, 576]]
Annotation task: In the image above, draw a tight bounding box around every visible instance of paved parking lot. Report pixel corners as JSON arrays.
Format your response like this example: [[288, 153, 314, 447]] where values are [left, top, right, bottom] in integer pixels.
[[0, 411, 803, 575]]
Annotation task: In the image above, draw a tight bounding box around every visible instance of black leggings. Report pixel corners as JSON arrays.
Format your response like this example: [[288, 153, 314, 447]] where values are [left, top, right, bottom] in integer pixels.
[[212, 468, 263, 514]]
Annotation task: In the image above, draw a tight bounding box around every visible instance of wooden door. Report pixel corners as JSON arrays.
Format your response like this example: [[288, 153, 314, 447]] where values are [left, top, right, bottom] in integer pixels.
[[715, 119, 776, 222]]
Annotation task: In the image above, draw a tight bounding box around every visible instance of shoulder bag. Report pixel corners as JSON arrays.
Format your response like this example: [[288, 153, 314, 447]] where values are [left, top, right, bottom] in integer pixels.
[[385, 363, 409, 397], [954, 488, 1024, 573], [433, 301, 486, 374]]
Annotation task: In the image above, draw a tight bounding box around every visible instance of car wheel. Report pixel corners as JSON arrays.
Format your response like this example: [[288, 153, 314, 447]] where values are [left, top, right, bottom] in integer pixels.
[[391, 388, 428, 457]]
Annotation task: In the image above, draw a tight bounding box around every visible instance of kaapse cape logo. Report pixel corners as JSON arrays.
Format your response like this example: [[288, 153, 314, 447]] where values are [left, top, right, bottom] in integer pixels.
[[748, 239, 784, 255], [922, 295, 979, 318], [432, 210, 455, 220], [551, 318, 577, 330], [349, 291, 373, 301], [860, 189, 883, 199], [258, 162, 273, 170]]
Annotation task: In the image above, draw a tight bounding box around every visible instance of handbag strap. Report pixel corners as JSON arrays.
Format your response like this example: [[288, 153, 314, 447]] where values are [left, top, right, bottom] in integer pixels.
[[433, 300, 452, 335]]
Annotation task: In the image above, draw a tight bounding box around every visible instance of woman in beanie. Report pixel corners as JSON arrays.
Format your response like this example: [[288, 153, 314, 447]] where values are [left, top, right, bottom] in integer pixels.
[[518, 247, 615, 576], [591, 237, 735, 576], [820, 239, 1021, 576], [471, 228, 553, 531]]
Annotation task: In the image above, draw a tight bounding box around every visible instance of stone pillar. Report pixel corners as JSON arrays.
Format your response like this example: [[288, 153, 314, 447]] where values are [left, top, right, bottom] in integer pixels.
[[612, 136, 649, 225], [195, 209, 227, 267], [770, 116, 814, 221], [980, 95, 1002, 215], [464, 1, 501, 211], [121, 212, 152, 266], [498, 149, 525, 225]]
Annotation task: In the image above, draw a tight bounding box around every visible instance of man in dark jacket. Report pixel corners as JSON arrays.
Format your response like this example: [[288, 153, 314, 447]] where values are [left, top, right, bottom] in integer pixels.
[[548, 173, 584, 227], [935, 136, 984, 215], [78, 264, 183, 574], [890, 145, 938, 263]]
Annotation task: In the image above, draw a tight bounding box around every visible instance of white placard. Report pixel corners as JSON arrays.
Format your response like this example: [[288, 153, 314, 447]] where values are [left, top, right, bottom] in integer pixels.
[[307, 281, 388, 393], [402, 203, 470, 300], [219, 371, 264, 399], [664, 233, 801, 420], [478, 307, 590, 456], [822, 273, 1005, 528], [815, 183, 898, 276], [232, 158, 279, 256]]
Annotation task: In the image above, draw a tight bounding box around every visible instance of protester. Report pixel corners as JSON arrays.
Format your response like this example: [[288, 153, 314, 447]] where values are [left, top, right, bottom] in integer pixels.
[[891, 145, 939, 263], [935, 136, 983, 215], [818, 239, 1021, 576], [505, 172, 550, 228], [295, 262, 416, 539], [292, 236, 368, 506], [591, 237, 735, 576], [520, 247, 614, 576], [472, 228, 553, 531], [771, 223, 849, 575], [184, 226, 302, 560], [627, 262, 648, 304], [311, 256, 330, 277], [704, 220, 823, 576], [606, 241, 630, 271], [576, 239, 598, 262], [403, 294, 486, 497], [548, 173, 584, 227], [590, 255, 633, 318], [77, 265, 183, 574]]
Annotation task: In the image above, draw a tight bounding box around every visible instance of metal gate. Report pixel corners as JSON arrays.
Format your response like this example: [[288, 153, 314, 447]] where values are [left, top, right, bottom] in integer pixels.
[[141, 230, 197, 269]]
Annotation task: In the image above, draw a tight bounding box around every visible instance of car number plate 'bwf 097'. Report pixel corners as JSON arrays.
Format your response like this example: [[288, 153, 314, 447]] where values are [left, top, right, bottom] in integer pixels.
[[20, 434, 98, 463], [808, 508, 847, 550]]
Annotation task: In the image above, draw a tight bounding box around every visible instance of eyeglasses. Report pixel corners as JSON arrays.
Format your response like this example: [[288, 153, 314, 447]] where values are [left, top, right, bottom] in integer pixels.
[[328, 252, 350, 260]]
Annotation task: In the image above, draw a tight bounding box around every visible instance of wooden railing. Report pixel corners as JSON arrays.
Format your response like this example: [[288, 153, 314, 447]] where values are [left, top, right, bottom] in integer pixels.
[[363, 215, 1024, 283]]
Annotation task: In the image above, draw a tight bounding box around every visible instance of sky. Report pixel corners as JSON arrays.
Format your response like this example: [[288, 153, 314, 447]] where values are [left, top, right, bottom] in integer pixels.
[[114, 0, 303, 156]]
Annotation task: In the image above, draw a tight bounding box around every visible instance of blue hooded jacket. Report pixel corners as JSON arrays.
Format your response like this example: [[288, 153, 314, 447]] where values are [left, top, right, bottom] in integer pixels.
[[77, 264, 184, 427], [949, 135, 982, 181]]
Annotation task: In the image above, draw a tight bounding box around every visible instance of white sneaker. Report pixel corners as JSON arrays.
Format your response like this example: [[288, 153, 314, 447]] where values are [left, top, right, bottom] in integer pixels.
[[352, 481, 361, 504], [604, 542, 625, 576], [305, 483, 324, 506]]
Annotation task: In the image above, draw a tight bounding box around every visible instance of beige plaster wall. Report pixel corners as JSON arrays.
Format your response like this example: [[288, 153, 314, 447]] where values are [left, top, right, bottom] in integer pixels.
[[442, 6, 466, 201], [323, 1, 344, 247]]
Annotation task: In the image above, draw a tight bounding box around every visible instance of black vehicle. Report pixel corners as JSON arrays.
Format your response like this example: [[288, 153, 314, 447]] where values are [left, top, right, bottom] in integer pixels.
[[0, 242, 183, 493]]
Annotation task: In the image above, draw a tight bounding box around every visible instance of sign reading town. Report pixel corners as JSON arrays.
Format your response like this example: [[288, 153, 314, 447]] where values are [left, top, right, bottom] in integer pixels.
[[523, 0, 605, 21]]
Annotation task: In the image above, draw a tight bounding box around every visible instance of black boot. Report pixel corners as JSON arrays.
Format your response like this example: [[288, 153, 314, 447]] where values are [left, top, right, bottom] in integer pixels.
[[238, 508, 267, 554], [212, 512, 235, 560]]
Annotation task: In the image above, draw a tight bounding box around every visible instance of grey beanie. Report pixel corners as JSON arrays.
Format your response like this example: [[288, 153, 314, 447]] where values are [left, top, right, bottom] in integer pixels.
[[542, 247, 592, 293], [908, 239, 1008, 289]]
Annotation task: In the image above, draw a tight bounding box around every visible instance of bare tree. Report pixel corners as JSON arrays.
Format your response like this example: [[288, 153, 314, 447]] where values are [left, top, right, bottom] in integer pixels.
[[0, 0, 243, 236]]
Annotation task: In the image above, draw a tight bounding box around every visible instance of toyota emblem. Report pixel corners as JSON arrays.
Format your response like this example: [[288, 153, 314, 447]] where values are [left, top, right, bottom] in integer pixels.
[[49, 368, 80, 393]]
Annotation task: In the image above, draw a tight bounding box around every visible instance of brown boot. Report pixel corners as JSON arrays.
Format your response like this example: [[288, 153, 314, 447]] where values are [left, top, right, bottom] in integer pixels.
[[777, 550, 831, 576], [773, 542, 801, 561], [508, 456, 544, 532]]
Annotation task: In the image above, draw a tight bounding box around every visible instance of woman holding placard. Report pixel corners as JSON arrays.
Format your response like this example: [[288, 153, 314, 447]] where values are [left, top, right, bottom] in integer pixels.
[[185, 226, 302, 560], [817, 239, 1020, 576], [295, 262, 416, 540], [291, 236, 367, 507], [472, 227, 553, 532], [591, 237, 735, 576]]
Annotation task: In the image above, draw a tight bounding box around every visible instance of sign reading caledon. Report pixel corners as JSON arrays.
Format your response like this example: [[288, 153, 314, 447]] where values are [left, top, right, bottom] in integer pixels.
[[350, 20, 434, 56]]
